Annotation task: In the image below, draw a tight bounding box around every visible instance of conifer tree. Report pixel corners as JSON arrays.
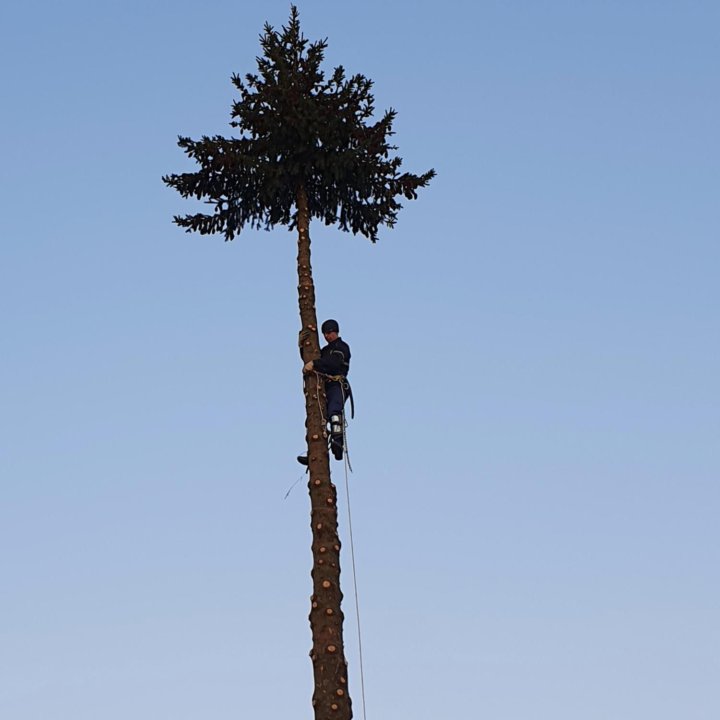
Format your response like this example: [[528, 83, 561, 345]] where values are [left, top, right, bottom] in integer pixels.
[[163, 7, 433, 719]]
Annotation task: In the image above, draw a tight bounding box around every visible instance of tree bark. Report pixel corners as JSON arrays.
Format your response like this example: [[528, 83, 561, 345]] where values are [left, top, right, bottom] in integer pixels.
[[296, 185, 353, 720]]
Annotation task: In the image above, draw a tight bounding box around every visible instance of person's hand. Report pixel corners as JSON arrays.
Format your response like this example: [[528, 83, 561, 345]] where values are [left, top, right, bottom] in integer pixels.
[[303, 361, 314, 373], [298, 328, 311, 348]]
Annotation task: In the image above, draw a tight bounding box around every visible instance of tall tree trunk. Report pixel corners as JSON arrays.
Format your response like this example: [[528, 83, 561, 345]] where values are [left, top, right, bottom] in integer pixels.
[[296, 185, 353, 720]]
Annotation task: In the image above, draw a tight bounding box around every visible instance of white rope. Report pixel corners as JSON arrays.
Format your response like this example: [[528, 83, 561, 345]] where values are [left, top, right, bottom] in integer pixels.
[[342, 436, 367, 720], [312, 371, 366, 717], [313, 371, 328, 433]]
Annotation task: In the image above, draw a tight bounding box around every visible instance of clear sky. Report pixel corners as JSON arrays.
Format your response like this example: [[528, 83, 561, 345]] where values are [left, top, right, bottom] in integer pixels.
[[1, 1, 718, 718]]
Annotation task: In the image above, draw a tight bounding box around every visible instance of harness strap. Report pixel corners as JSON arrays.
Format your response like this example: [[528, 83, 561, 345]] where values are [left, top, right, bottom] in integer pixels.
[[316, 372, 355, 419]]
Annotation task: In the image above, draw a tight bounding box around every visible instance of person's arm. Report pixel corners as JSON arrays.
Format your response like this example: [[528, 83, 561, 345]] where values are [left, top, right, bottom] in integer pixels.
[[313, 343, 349, 376]]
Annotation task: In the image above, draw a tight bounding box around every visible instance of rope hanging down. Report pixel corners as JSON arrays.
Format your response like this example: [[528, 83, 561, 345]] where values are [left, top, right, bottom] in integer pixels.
[[299, 370, 367, 719], [342, 423, 367, 720]]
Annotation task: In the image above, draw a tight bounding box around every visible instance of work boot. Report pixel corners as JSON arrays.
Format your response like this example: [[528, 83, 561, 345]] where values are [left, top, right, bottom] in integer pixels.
[[329, 414, 344, 461], [296, 454, 308, 466], [330, 440, 343, 461]]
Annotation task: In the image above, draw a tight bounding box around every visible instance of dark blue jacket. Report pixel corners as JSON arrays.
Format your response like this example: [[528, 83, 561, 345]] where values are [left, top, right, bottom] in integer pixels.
[[313, 337, 351, 378]]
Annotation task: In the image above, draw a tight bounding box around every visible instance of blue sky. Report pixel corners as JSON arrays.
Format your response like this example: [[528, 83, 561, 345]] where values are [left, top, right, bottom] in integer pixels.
[[1, 1, 718, 718]]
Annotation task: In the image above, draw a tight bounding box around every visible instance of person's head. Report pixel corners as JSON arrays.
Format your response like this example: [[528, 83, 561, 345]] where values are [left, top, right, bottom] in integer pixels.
[[321, 318, 340, 342]]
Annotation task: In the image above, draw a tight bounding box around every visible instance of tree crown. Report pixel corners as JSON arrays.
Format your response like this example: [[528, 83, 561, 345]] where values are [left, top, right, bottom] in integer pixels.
[[163, 5, 434, 241]]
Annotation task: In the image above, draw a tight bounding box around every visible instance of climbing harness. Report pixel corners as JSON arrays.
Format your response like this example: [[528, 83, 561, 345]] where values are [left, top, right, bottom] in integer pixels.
[[304, 370, 355, 466], [315, 371, 355, 419]]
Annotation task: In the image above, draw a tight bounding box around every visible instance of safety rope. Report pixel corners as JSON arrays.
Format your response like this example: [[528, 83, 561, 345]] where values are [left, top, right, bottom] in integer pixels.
[[342, 437, 367, 720], [311, 371, 328, 433], [339, 381, 366, 720], [305, 369, 367, 719], [283, 471, 305, 500]]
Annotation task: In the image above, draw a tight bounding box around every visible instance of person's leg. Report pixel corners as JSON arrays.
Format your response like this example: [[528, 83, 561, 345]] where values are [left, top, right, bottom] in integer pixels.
[[325, 383, 344, 460]]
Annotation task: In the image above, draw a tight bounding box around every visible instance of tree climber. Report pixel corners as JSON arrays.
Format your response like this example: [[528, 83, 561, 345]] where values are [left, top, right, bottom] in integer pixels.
[[298, 319, 352, 464]]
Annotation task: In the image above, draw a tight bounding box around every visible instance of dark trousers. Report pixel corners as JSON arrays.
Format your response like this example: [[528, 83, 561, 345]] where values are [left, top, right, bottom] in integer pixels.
[[326, 382, 346, 417]]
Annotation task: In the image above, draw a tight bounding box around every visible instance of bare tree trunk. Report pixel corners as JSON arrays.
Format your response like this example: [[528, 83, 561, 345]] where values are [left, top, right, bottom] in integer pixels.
[[296, 185, 353, 720]]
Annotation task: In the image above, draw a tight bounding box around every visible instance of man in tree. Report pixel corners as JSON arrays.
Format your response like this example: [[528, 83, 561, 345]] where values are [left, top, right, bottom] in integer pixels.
[[299, 319, 352, 463]]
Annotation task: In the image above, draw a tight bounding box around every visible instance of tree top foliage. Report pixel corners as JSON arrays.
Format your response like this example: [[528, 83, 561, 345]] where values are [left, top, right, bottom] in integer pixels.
[[163, 5, 435, 242]]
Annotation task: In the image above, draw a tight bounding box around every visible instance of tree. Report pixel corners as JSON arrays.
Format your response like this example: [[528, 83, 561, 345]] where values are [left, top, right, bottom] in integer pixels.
[[162, 7, 434, 719]]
